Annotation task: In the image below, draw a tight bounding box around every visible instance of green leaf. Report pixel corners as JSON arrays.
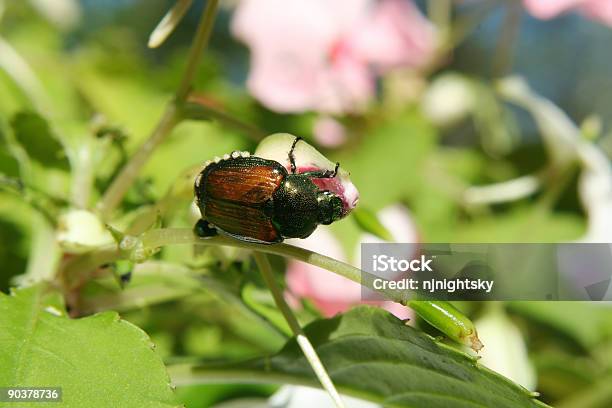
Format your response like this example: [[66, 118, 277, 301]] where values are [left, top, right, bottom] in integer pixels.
[[241, 282, 292, 337], [10, 111, 69, 170], [351, 207, 394, 241], [181, 306, 547, 407], [339, 114, 436, 210], [0, 285, 179, 408], [0, 146, 20, 177]]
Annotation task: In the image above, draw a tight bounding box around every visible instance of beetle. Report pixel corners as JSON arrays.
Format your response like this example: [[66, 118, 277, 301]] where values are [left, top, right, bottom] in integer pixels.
[[194, 137, 344, 244]]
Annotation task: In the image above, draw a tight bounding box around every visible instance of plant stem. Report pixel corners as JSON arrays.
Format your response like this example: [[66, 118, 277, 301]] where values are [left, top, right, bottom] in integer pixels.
[[197, 274, 289, 343], [492, 0, 522, 78], [253, 252, 345, 408], [71, 139, 95, 209], [182, 98, 265, 141], [148, 0, 194, 48], [63, 228, 410, 304], [96, 0, 219, 219], [96, 105, 180, 218], [24, 214, 60, 283], [62, 247, 121, 290], [253, 253, 301, 334], [537, 164, 578, 211], [63, 229, 481, 351], [176, 0, 219, 101], [463, 173, 541, 205], [140, 228, 408, 303]]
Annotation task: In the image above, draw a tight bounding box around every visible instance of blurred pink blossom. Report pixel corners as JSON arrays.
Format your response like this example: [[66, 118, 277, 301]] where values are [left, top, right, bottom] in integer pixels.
[[285, 205, 418, 319], [231, 0, 437, 114], [286, 228, 362, 317], [313, 116, 347, 148], [524, 0, 612, 26]]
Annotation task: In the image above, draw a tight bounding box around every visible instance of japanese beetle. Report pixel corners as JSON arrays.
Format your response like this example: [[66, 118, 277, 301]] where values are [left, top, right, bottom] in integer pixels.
[[194, 137, 344, 244]]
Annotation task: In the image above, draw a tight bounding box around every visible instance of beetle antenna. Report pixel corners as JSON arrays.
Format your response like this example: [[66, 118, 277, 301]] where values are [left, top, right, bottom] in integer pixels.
[[288, 137, 302, 174]]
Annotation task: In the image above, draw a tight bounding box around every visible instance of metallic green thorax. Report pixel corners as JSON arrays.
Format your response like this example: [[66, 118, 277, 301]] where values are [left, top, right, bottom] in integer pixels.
[[271, 173, 342, 239]]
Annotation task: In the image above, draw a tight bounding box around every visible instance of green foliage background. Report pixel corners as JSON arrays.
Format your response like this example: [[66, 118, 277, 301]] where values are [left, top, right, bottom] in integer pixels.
[[1, 1, 612, 407]]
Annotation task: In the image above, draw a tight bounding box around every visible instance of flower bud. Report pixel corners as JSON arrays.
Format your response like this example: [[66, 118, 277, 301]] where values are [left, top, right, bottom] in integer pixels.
[[57, 209, 114, 253], [255, 133, 359, 217]]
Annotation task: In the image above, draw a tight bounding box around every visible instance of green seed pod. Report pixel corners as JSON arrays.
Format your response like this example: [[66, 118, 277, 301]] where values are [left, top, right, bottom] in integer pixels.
[[408, 300, 483, 352]]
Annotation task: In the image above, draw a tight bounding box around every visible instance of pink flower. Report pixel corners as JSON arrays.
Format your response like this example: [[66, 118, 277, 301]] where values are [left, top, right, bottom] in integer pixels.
[[286, 228, 362, 317], [313, 116, 347, 148], [285, 205, 418, 319], [349, 0, 439, 71], [524, 0, 612, 26], [231, 0, 437, 114]]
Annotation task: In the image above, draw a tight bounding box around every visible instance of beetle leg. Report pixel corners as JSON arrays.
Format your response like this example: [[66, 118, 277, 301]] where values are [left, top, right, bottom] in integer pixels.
[[331, 162, 339, 178], [288, 136, 303, 174], [193, 219, 218, 238]]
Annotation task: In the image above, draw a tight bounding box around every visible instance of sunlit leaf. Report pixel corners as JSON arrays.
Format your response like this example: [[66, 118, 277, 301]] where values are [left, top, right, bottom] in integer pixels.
[[0, 285, 180, 407], [351, 207, 393, 241]]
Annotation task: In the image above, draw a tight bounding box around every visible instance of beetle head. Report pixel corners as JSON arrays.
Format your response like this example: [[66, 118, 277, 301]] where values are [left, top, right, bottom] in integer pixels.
[[317, 191, 343, 225]]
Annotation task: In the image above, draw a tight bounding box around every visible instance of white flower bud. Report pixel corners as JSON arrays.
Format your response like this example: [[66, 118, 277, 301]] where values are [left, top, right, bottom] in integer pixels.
[[57, 209, 113, 253]]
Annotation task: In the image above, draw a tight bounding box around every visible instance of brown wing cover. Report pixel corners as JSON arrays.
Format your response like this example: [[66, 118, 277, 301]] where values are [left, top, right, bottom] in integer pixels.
[[204, 160, 284, 205], [205, 198, 280, 242], [197, 158, 285, 242]]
